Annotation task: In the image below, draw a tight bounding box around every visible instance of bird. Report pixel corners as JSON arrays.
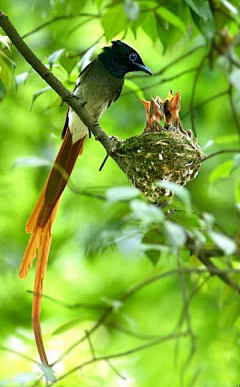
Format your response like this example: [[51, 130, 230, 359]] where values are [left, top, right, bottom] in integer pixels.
[[19, 40, 152, 366]]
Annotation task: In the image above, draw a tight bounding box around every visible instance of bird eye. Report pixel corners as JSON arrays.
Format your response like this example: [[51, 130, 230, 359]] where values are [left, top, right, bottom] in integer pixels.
[[129, 52, 137, 62]]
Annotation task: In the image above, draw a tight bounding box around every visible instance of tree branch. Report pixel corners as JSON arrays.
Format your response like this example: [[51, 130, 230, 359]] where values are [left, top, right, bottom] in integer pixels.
[[0, 10, 113, 154]]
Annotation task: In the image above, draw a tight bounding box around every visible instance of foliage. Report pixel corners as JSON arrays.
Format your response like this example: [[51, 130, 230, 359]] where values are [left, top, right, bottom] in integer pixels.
[[0, 0, 240, 386]]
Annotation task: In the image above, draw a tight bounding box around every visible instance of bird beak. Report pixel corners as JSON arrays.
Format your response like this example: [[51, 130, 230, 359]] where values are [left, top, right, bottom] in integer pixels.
[[134, 63, 152, 75]]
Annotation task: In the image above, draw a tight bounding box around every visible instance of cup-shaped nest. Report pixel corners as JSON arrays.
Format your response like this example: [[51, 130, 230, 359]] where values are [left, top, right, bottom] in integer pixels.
[[110, 92, 204, 205]]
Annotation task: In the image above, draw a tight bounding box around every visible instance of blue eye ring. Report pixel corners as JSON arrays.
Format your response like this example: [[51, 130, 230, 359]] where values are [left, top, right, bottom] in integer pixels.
[[129, 52, 137, 62]]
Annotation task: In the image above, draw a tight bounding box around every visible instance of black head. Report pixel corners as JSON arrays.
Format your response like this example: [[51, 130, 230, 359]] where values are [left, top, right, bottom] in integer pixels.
[[98, 40, 152, 79]]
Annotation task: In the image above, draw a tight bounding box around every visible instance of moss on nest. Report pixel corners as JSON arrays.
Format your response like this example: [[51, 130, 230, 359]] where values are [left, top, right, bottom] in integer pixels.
[[109, 93, 204, 206]]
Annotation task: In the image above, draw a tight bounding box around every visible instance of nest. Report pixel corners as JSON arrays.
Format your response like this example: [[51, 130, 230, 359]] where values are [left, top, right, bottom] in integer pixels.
[[110, 92, 204, 205]]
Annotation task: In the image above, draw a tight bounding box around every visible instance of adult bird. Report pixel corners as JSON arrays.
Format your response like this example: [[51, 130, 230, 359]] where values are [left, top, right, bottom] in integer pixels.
[[19, 40, 152, 366]]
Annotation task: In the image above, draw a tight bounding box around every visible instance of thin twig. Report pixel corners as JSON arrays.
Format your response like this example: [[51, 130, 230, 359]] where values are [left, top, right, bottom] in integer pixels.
[[176, 253, 196, 384], [27, 290, 107, 310], [189, 54, 209, 136], [106, 359, 127, 380], [202, 148, 240, 162], [130, 44, 206, 79], [51, 307, 112, 366], [85, 330, 96, 360], [53, 265, 240, 365], [122, 66, 199, 97], [22, 13, 100, 39], [0, 345, 40, 364], [54, 331, 189, 383], [181, 89, 229, 119], [67, 34, 104, 58]]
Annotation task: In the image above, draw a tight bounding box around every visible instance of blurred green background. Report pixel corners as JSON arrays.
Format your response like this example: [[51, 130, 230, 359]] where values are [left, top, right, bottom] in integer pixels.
[[0, 0, 240, 386]]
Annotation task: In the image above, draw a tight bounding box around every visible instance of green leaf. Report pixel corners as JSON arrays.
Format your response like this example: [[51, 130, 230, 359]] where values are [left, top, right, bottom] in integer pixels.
[[209, 231, 236, 255], [156, 15, 183, 53], [130, 8, 149, 37], [52, 318, 81, 336], [232, 153, 240, 173], [184, 0, 212, 20], [124, 0, 139, 20], [236, 182, 240, 203], [124, 79, 145, 100], [220, 0, 238, 15], [101, 5, 128, 41], [157, 181, 191, 213], [202, 212, 215, 229], [190, 8, 215, 39], [30, 86, 51, 110], [130, 199, 164, 225], [48, 48, 65, 69], [47, 94, 62, 110], [142, 12, 158, 43], [15, 71, 29, 87], [165, 221, 187, 247], [156, 7, 186, 33], [220, 294, 240, 328], [209, 160, 233, 183], [0, 51, 15, 98], [12, 156, 51, 169], [0, 35, 10, 50], [0, 79, 5, 99], [106, 186, 140, 202], [142, 229, 163, 265]]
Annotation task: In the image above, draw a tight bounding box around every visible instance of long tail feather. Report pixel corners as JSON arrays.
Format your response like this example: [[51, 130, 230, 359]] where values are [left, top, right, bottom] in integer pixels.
[[19, 129, 85, 365]]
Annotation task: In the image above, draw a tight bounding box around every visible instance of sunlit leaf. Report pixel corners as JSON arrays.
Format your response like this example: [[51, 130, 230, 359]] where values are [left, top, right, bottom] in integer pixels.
[[156, 7, 186, 33], [15, 71, 29, 87], [106, 186, 140, 202], [48, 48, 65, 69], [209, 160, 233, 183], [0, 35, 10, 50], [124, 0, 139, 20], [157, 181, 191, 213], [12, 156, 51, 169], [101, 5, 128, 40], [202, 212, 215, 229], [165, 221, 187, 247], [209, 231, 236, 255], [220, 0, 238, 15], [30, 86, 51, 110], [130, 199, 164, 225]]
